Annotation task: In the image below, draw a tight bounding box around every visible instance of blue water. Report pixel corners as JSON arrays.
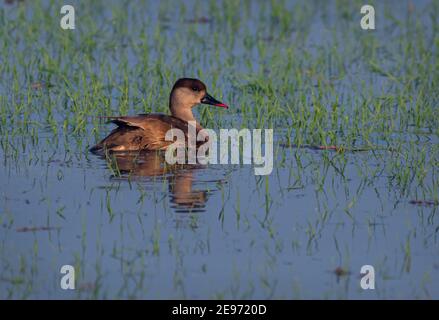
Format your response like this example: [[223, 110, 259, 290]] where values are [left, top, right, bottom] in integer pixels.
[[0, 0, 438, 299]]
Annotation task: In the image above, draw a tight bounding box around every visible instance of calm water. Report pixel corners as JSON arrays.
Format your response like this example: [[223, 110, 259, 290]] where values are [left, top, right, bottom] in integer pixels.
[[0, 0, 438, 299]]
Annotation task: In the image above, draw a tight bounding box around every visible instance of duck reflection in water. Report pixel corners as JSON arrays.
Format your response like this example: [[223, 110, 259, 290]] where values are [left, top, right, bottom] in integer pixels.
[[103, 151, 217, 213]]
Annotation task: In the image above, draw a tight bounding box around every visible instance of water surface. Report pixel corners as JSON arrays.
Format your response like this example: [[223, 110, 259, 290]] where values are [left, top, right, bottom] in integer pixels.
[[0, 0, 438, 299]]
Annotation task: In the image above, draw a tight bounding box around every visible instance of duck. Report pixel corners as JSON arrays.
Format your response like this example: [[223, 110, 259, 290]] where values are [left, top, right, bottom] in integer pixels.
[[90, 78, 228, 153]]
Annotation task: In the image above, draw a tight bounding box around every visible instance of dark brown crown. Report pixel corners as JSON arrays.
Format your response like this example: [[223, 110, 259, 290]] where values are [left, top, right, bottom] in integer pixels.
[[172, 78, 207, 92]]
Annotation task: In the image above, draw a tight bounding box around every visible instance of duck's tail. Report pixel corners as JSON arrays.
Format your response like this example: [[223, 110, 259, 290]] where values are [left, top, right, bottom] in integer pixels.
[[89, 142, 104, 154]]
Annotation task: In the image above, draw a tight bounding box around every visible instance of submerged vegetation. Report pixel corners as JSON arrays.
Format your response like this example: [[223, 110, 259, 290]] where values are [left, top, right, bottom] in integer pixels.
[[0, 0, 438, 299]]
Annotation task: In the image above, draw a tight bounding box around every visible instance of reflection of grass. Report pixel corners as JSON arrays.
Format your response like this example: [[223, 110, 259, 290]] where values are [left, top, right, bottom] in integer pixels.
[[0, 0, 438, 299], [403, 233, 412, 274]]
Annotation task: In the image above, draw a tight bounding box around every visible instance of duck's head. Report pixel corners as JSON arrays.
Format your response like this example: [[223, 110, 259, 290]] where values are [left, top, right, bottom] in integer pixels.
[[169, 78, 228, 115]]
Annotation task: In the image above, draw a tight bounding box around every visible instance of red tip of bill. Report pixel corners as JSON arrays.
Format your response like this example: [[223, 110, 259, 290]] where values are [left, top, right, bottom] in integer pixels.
[[215, 103, 229, 109]]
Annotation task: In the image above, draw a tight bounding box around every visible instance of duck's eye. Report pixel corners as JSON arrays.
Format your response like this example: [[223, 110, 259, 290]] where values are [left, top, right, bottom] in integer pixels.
[[192, 87, 200, 92]]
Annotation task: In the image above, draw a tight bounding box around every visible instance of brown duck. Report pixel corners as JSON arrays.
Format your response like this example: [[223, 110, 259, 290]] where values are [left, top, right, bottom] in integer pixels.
[[90, 78, 228, 153]]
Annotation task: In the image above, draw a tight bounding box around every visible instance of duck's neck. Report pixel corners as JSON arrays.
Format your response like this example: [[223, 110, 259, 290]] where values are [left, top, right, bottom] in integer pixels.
[[169, 99, 202, 130], [170, 104, 196, 122], [169, 94, 196, 121]]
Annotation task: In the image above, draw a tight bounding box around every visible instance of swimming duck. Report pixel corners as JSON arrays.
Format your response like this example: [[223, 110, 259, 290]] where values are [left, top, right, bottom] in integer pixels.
[[90, 78, 228, 153]]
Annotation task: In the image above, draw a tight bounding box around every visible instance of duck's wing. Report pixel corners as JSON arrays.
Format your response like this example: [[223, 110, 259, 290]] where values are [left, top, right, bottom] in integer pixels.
[[109, 114, 191, 132], [91, 114, 197, 153]]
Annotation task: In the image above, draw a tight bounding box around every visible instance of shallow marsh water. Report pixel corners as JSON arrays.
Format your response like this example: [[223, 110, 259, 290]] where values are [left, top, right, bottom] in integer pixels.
[[0, 0, 438, 299]]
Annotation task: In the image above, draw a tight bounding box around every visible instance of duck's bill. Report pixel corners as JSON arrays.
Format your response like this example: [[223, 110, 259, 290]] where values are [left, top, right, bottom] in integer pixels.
[[201, 93, 228, 109]]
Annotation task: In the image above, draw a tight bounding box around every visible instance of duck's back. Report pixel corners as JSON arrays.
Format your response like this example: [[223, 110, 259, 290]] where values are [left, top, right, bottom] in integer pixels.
[[90, 114, 199, 153]]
